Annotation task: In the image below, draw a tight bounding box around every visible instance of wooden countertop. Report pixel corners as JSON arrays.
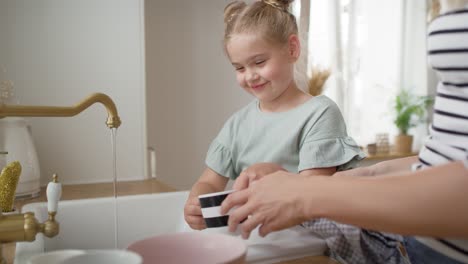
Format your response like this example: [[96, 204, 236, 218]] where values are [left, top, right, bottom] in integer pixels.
[[364, 152, 417, 160], [4, 179, 337, 264], [13, 178, 177, 208]]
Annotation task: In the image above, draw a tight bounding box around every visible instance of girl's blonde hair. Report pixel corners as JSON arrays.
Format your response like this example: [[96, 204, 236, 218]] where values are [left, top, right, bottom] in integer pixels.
[[223, 0, 297, 50], [223, 0, 329, 95]]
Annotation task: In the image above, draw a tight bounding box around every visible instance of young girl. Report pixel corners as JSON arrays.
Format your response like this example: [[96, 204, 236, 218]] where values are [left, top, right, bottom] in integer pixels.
[[185, 0, 363, 229], [184, 1, 403, 263]]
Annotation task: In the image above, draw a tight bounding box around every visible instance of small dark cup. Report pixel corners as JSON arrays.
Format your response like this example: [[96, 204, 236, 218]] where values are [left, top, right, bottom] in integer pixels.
[[198, 190, 234, 228]]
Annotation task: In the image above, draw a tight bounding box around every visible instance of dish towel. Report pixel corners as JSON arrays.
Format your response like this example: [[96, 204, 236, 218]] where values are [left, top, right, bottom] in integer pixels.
[[302, 218, 410, 264]]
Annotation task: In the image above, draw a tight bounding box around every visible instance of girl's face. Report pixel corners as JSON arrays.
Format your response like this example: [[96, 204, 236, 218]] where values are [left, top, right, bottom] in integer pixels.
[[226, 33, 297, 103]]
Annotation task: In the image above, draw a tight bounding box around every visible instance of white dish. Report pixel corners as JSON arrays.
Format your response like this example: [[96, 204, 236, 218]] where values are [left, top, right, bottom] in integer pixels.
[[27, 250, 85, 264], [62, 249, 141, 264]]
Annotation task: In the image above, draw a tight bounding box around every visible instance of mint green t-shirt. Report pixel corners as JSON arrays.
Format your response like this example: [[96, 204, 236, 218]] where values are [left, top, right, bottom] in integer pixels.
[[205, 95, 365, 180]]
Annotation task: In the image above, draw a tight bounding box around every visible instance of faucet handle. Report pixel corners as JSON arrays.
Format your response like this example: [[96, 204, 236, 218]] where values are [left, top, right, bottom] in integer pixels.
[[46, 174, 62, 213]]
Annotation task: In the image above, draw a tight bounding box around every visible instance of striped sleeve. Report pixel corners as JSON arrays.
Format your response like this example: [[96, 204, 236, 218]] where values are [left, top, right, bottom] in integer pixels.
[[415, 8, 468, 263]]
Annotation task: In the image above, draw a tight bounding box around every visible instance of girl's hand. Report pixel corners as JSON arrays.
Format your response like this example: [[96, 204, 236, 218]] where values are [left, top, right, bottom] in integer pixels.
[[185, 167, 230, 230], [233, 162, 286, 191], [222, 171, 312, 239], [184, 195, 206, 230]]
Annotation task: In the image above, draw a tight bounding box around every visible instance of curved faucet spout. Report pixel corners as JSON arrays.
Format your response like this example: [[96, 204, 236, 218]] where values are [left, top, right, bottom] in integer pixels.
[[0, 93, 121, 128]]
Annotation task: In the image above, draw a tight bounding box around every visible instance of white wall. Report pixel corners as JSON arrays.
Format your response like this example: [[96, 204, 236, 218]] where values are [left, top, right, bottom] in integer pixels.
[[0, 0, 258, 190], [0, 0, 147, 185], [145, 0, 252, 190]]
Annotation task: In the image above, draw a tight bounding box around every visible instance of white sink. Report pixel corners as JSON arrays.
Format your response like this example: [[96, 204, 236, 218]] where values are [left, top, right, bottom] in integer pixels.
[[15, 191, 326, 264]]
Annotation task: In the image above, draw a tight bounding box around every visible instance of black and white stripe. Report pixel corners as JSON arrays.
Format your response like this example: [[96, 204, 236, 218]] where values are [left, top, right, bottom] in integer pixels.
[[198, 190, 234, 228], [438, 239, 468, 255], [416, 7, 468, 263], [442, 82, 468, 88]]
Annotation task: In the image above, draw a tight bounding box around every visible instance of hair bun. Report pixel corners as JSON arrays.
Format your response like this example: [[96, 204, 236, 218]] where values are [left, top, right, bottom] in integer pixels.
[[224, 1, 247, 24], [262, 0, 294, 11]]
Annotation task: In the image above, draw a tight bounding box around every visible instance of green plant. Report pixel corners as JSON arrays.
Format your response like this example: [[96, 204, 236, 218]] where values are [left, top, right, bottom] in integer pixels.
[[393, 89, 434, 135]]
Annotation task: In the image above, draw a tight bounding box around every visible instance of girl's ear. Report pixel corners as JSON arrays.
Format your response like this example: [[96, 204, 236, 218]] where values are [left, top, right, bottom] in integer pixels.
[[288, 34, 301, 61]]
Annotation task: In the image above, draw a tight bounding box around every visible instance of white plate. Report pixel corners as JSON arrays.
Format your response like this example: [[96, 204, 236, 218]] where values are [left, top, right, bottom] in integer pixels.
[[62, 249, 142, 264], [27, 250, 85, 264]]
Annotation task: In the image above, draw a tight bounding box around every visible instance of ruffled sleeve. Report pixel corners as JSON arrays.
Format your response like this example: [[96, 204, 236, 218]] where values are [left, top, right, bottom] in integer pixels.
[[299, 136, 366, 171], [205, 139, 236, 179]]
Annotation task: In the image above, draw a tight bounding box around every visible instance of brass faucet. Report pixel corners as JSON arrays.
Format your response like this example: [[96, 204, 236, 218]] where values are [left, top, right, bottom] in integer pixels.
[[0, 174, 62, 264], [0, 92, 121, 128], [0, 92, 121, 263]]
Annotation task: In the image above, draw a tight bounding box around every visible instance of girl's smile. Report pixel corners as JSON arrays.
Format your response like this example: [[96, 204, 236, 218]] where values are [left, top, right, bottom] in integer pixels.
[[250, 81, 269, 90]]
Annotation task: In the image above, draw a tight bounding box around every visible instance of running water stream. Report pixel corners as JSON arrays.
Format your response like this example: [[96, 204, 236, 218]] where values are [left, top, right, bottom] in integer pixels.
[[111, 128, 118, 249]]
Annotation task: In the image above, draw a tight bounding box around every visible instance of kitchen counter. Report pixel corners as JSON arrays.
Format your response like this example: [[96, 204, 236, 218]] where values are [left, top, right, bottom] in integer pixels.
[[4, 179, 337, 264], [360, 152, 418, 167], [364, 152, 417, 160]]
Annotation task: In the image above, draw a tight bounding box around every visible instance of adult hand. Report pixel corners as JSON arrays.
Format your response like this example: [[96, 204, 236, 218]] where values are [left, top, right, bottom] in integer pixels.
[[334, 156, 418, 178], [184, 195, 206, 230], [333, 166, 374, 177], [222, 171, 315, 239], [233, 162, 286, 191]]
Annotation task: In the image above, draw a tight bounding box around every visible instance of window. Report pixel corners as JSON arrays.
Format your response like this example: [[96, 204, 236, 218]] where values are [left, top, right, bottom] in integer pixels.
[[303, 0, 430, 147]]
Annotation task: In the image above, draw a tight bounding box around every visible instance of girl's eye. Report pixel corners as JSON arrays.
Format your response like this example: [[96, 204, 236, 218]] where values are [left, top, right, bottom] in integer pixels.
[[235, 66, 244, 72], [255, 60, 265, 65]]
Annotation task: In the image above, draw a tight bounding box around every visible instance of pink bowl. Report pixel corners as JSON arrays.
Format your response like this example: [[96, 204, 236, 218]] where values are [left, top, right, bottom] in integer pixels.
[[127, 232, 247, 264]]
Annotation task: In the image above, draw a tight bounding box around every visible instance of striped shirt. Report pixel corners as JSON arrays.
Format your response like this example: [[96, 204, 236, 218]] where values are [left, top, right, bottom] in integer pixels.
[[415, 7, 468, 264]]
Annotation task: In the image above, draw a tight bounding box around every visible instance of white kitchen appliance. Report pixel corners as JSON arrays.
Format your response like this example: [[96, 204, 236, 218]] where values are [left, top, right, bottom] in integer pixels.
[[0, 117, 41, 198]]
